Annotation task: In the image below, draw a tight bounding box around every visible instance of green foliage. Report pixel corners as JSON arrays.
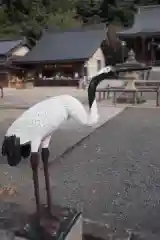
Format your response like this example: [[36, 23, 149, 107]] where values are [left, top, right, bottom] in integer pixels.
[[0, 0, 80, 45], [76, 0, 102, 23], [47, 9, 81, 29], [100, 0, 135, 26]]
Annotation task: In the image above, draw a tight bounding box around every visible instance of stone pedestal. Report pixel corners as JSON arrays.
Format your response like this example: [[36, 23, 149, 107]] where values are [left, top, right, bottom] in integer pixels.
[[124, 72, 138, 90], [116, 92, 145, 104]]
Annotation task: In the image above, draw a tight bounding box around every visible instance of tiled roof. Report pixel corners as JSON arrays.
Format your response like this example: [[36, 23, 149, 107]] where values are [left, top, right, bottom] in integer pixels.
[[17, 24, 106, 63], [117, 5, 160, 37], [0, 39, 24, 55]]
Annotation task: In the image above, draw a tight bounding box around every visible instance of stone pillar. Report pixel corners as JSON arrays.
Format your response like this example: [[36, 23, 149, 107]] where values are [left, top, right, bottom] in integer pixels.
[[123, 49, 140, 90]]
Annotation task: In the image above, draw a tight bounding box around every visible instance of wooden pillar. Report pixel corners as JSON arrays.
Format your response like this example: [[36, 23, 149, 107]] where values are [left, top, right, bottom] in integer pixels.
[[134, 38, 137, 55], [36, 65, 42, 78], [151, 38, 155, 65], [141, 37, 145, 62]]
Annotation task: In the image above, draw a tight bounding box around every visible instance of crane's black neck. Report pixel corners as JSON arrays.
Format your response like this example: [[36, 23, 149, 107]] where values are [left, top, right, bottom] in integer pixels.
[[88, 70, 116, 108]]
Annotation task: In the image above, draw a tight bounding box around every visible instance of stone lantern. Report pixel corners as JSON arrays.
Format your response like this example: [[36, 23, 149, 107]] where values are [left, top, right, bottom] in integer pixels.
[[115, 49, 152, 103]]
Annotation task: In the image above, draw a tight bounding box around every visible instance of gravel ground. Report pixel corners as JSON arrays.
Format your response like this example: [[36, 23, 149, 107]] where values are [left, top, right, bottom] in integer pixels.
[[1, 107, 160, 239], [47, 107, 160, 238]]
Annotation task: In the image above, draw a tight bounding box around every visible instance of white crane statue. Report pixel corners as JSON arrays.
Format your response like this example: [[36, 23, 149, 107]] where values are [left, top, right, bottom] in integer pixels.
[[1, 66, 113, 228]]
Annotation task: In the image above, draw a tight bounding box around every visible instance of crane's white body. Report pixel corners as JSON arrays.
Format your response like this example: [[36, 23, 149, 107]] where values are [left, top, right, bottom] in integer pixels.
[[6, 95, 98, 152], [5, 66, 113, 153]]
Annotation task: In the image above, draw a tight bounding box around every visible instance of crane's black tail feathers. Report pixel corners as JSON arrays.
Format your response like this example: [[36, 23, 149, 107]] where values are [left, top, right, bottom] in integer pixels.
[[20, 143, 31, 158], [1, 135, 31, 166]]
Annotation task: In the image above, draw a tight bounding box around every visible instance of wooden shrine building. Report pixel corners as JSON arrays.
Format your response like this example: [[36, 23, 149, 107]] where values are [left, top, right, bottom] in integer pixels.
[[0, 38, 30, 86], [117, 5, 160, 66], [14, 24, 106, 86]]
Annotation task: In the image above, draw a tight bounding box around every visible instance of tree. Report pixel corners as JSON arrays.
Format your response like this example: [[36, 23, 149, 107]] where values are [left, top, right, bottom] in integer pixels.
[[47, 9, 81, 30], [0, 0, 81, 44], [76, 0, 103, 23], [100, 0, 135, 26]]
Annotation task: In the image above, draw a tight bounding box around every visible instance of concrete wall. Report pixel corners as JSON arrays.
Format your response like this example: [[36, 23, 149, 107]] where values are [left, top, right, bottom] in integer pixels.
[[12, 46, 29, 56], [85, 47, 105, 78]]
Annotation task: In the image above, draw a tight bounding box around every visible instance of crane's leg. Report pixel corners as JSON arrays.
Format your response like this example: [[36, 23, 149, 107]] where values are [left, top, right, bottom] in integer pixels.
[[41, 136, 52, 215], [30, 152, 41, 225]]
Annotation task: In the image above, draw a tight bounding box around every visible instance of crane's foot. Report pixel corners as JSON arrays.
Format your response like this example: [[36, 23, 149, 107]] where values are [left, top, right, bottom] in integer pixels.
[[15, 204, 79, 240]]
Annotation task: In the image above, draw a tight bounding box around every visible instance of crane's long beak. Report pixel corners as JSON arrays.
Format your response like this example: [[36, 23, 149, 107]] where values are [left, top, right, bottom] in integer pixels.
[[88, 67, 116, 108]]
